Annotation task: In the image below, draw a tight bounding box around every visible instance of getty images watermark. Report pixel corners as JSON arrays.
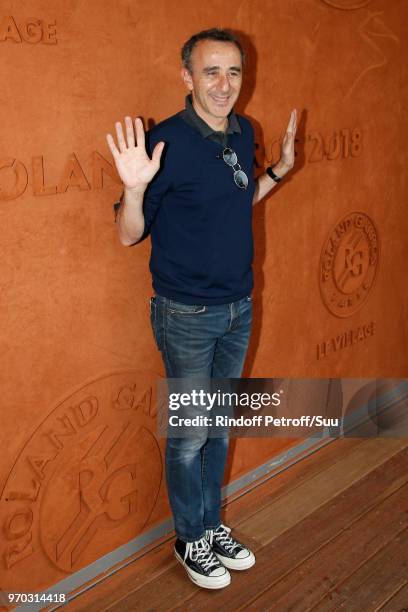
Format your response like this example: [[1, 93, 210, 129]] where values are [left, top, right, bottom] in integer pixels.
[[156, 378, 408, 438]]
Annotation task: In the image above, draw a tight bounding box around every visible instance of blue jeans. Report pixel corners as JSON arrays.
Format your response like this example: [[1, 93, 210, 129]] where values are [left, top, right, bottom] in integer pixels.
[[150, 294, 252, 542]]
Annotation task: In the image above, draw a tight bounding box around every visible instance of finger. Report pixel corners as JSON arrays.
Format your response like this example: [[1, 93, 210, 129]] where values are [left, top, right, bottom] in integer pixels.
[[125, 116, 135, 148], [106, 134, 119, 158], [285, 110, 294, 135], [115, 121, 127, 153], [282, 130, 293, 144], [293, 108, 298, 133], [151, 141, 165, 165], [135, 117, 146, 149], [287, 109, 297, 134]]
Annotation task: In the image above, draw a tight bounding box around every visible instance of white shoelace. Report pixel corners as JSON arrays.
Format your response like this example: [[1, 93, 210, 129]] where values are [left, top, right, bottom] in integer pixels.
[[206, 524, 241, 554], [185, 537, 221, 572]]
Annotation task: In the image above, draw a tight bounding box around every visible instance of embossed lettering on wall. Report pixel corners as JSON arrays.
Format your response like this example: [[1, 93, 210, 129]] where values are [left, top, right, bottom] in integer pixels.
[[320, 211, 379, 318], [306, 128, 363, 163], [317, 320, 375, 359], [0, 16, 57, 44], [256, 127, 363, 168], [2, 128, 363, 201], [0, 371, 163, 579], [0, 152, 120, 201]]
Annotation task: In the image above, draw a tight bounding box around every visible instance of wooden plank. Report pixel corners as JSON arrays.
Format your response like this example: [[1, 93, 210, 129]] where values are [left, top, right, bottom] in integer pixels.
[[237, 438, 408, 545], [244, 484, 408, 610], [66, 539, 175, 612], [105, 563, 199, 612], [224, 438, 365, 527], [170, 446, 408, 611], [312, 528, 408, 612], [376, 580, 408, 611]]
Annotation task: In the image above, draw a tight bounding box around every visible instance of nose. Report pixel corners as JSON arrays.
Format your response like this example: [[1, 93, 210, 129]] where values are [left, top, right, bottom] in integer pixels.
[[217, 74, 230, 93]]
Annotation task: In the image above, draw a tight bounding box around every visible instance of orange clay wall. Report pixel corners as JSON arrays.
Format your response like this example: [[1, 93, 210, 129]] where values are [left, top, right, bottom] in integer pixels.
[[0, 0, 407, 595]]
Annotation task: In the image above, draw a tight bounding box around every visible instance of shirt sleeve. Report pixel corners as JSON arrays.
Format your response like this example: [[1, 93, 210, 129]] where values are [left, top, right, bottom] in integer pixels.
[[112, 129, 171, 244]]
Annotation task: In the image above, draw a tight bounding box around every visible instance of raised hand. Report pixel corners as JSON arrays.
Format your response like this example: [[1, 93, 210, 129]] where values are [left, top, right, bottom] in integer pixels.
[[106, 117, 164, 190], [280, 109, 297, 170]]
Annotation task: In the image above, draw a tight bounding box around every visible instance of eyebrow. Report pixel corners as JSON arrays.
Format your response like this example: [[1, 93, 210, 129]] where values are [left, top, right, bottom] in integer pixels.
[[203, 65, 242, 73]]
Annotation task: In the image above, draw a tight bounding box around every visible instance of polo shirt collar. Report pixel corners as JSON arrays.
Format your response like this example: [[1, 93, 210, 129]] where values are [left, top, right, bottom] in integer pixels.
[[181, 94, 241, 140]]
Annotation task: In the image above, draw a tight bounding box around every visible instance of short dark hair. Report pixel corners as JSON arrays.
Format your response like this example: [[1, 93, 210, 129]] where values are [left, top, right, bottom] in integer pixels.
[[181, 28, 245, 73]]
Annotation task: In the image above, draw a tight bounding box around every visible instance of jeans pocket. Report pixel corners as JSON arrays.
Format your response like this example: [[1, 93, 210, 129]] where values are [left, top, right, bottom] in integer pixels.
[[168, 300, 206, 315]]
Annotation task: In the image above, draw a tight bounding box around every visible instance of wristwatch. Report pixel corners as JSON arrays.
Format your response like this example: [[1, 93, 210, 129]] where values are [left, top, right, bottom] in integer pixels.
[[266, 165, 282, 183]]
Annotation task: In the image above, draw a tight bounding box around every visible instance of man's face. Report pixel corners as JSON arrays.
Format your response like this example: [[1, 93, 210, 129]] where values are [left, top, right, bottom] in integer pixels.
[[182, 40, 243, 126]]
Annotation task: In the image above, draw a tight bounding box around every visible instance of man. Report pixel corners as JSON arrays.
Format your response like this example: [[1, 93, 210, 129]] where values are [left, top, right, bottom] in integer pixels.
[[107, 28, 297, 590]]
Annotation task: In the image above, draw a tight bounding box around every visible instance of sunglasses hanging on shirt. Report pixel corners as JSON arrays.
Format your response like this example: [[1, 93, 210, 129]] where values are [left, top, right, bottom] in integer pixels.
[[220, 147, 249, 190]]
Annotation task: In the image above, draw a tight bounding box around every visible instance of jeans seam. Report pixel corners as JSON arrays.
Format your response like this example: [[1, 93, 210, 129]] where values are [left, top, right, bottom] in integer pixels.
[[201, 443, 207, 483], [150, 298, 160, 350], [228, 303, 233, 331], [201, 443, 207, 530], [162, 301, 173, 377]]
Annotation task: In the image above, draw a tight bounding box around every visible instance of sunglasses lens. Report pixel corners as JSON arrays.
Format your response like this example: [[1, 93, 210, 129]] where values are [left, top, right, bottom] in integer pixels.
[[234, 170, 248, 190], [221, 148, 248, 189], [223, 148, 238, 166]]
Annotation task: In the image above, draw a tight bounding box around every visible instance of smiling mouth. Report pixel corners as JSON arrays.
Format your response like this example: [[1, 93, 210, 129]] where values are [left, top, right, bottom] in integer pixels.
[[211, 95, 231, 105]]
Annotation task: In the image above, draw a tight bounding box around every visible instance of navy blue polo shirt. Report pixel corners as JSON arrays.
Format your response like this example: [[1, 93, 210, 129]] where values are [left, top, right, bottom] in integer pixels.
[[116, 100, 256, 305]]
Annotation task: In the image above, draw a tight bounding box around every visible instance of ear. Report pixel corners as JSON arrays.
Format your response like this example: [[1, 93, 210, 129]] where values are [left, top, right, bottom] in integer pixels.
[[181, 67, 193, 91]]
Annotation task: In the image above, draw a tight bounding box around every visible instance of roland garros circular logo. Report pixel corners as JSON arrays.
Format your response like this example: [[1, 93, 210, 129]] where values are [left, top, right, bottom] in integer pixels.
[[0, 370, 163, 581], [319, 211, 379, 317]]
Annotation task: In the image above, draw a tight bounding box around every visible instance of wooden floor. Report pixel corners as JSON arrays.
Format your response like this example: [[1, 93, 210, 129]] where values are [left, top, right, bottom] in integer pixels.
[[66, 436, 408, 612]]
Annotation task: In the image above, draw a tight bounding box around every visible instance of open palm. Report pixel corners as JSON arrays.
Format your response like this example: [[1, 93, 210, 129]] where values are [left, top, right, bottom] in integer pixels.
[[106, 117, 164, 189], [280, 109, 297, 170]]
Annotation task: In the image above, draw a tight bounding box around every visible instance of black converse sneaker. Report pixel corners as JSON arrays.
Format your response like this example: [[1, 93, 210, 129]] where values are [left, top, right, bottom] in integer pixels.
[[206, 524, 256, 570], [174, 536, 231, 589]]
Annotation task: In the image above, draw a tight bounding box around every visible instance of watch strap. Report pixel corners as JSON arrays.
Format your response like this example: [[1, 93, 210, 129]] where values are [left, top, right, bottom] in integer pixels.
[[266, 166, 282, 183]]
